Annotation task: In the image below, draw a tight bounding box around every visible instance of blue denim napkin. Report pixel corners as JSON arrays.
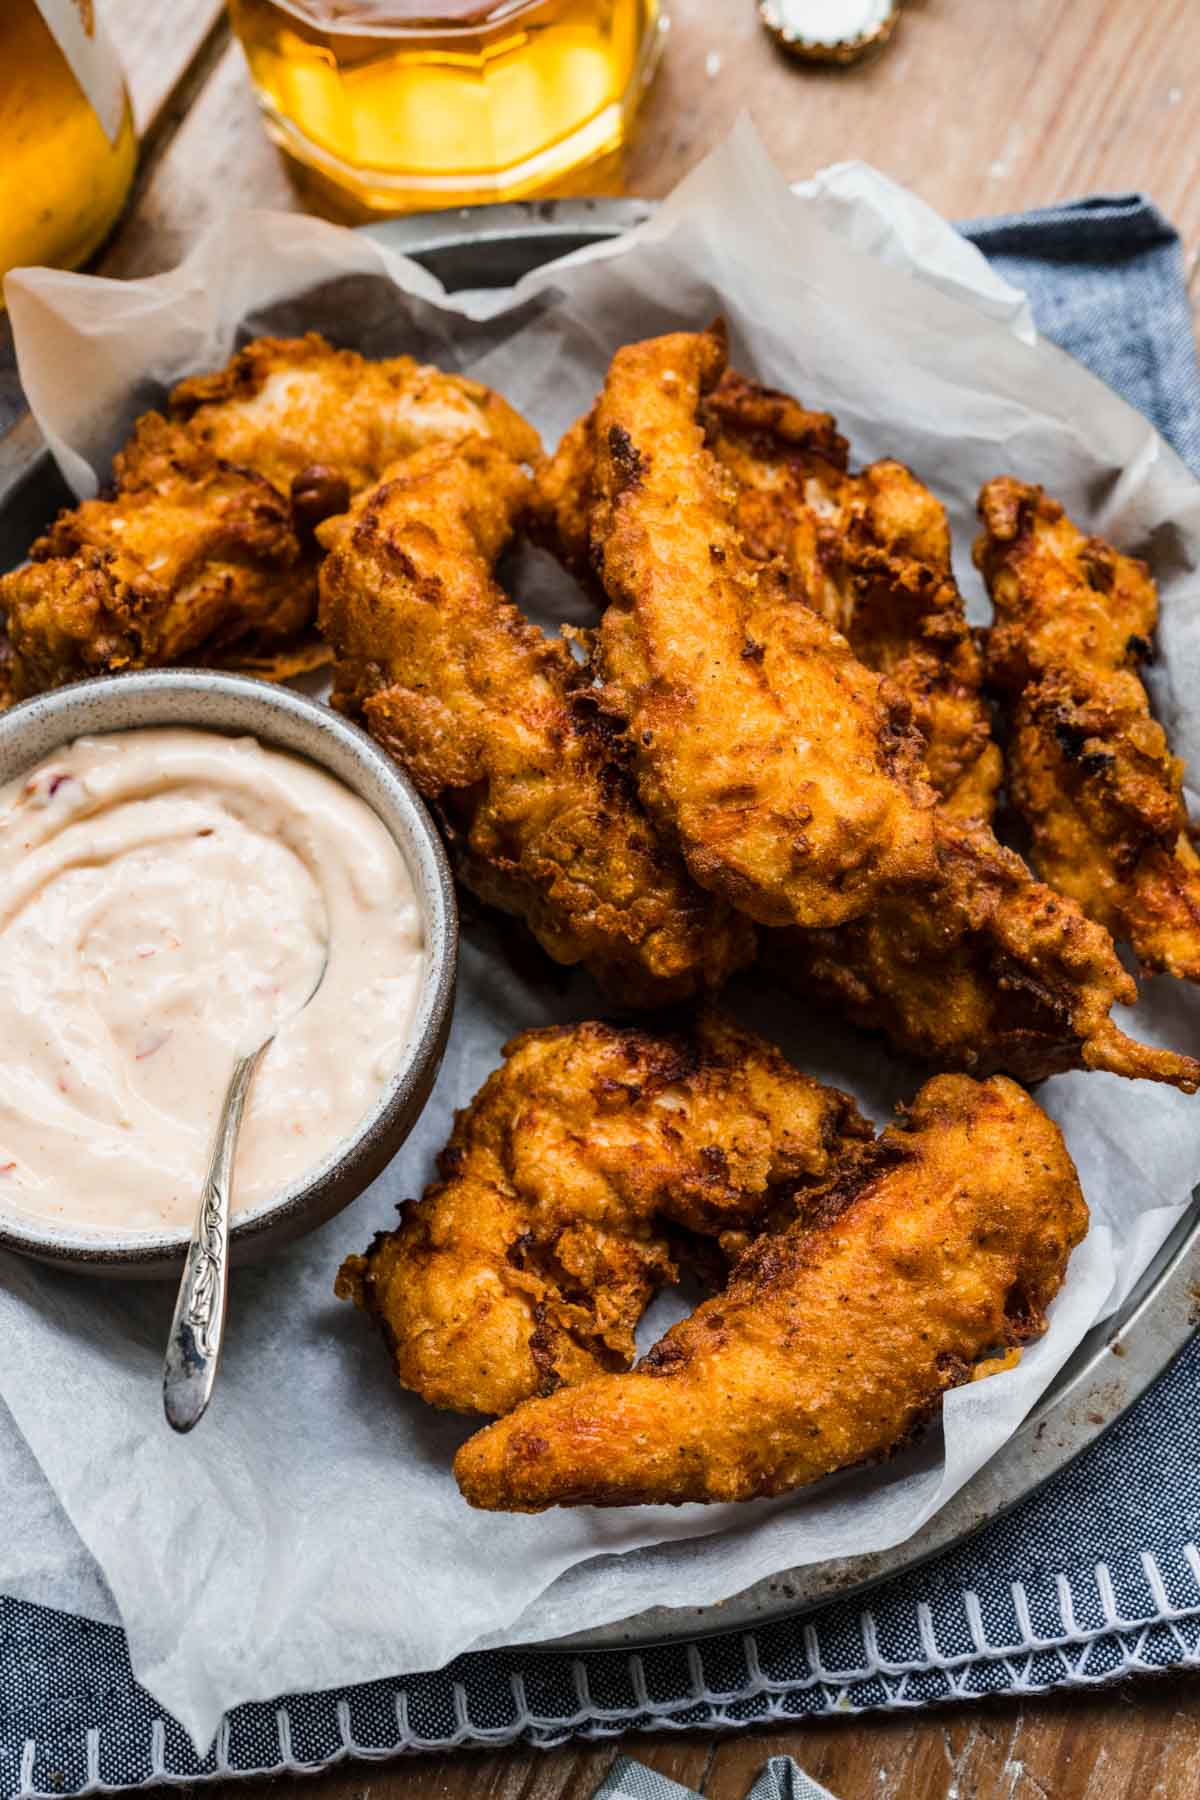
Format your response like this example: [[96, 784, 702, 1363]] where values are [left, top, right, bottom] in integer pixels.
[[3, 196, 1200, 1800]]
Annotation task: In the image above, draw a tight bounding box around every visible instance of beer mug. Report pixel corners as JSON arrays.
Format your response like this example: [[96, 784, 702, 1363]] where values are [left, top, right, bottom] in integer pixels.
[[228, 0, 667, 216]]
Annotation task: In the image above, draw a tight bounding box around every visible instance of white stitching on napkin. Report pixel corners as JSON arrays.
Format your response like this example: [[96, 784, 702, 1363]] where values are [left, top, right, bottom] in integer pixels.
[[14, 1547, 1200, 1795]]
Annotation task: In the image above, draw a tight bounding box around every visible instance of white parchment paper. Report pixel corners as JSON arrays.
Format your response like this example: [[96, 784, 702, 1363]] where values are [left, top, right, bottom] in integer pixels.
[[2, 122, 1200, 1750]]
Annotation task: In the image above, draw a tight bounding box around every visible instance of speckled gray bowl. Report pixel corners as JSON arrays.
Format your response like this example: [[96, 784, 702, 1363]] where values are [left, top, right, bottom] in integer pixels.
[[0, 671, 457, 1278]]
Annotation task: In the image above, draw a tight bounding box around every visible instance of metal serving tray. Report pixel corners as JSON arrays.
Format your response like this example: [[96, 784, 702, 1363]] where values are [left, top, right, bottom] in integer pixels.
[[1, 198, 1195, 1652]]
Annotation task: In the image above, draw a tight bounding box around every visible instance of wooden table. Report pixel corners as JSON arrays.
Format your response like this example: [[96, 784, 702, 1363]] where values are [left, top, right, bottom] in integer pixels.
[[87, 3, 1200, 1796]]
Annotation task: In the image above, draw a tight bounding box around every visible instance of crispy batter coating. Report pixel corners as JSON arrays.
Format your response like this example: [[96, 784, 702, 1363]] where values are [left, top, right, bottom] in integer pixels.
[[698, 370, 853, 626], [317, 436, 754, 1006], [584, 328, 940, 930], [336, 1013, 870, 1416], [772, 814, 1198, 1085], [0, 336, 539, 701], [977, 478, 1200, 982], [979, 477, 1156, 687], [454, 1072, 1089, 1510], [0, 414, 314, 699], [700, 373, 1001, 825], [169, 331, 542, 510], [535, 369, 849, 607], [530, 412, 596, 582], [573, 329, 1198, 1089], [844, 465, 1001, 825], [537, 366, 1000, 826]]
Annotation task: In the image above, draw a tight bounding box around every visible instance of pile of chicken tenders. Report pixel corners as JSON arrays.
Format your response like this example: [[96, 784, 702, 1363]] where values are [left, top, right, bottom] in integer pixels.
[[6, 323, 1198, 1512]]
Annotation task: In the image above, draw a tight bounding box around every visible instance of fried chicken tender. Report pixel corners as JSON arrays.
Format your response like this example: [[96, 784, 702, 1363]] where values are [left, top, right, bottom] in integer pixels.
[[537, 366, 1000, 826], [336, 1013, 870, 1417], [169, 331, 541, 527], [0, 414, 314, 700], [773, 816, 1193, 1084], [697, 372, 853, 622], [531, 412, 597, 582], [583, 329, 940, 930], [699, 373, 1001, 826], [575, 328, 1198, 1089], [977, 478, 1200, 982], [317, 435, 754, 1006], [0, 336, 538, 701], [455, 1072, 1088, 1510]]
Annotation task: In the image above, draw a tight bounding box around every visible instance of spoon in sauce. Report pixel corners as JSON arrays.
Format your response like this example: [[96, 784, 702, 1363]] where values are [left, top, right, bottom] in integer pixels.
[[162, 952, 328, 1433]]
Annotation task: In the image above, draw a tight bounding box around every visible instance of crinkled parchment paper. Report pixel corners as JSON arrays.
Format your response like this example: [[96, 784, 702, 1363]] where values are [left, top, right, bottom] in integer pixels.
[[2, 122, 1199, 1750]]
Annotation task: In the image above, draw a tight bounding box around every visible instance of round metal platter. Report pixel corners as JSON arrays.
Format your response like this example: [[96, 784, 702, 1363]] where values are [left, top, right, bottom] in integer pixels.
[[1, 198, 1196, 1654]]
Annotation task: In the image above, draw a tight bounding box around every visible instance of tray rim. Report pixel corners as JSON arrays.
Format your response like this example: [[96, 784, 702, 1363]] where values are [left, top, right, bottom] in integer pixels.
[[2, 196, 1196, 1657]]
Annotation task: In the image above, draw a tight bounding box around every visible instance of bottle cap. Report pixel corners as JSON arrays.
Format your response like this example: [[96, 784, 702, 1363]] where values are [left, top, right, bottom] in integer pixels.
[[759, 0, 901, 64]]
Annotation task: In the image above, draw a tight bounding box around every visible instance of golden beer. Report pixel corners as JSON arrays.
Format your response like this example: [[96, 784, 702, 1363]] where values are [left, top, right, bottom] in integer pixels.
[[228, 0, 665, 215], [0, 0, 136, 291]]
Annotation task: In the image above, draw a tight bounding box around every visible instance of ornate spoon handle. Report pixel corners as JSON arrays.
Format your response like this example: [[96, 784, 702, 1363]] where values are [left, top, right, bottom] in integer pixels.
[[162, 1043, 270, 1434]]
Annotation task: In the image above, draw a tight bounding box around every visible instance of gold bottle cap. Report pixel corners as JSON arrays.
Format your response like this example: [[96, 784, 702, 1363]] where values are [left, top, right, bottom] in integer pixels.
[[759, 0, 901, 65]]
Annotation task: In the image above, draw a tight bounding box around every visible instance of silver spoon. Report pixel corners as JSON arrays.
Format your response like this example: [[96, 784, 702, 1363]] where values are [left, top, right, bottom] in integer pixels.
[[162, 955, 327, 1433]]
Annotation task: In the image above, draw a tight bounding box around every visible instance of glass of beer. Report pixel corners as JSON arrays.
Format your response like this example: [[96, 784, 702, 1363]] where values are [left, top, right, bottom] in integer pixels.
[[227, 0, 667, 217]]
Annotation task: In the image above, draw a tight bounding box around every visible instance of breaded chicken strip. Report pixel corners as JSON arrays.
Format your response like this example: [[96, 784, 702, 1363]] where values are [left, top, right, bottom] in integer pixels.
[[576, 329, 1197, 1089], [698, 373, 853, 626], [336, 1013, 870, 1416], [700, 373, 1001, 826], [0, 336, 537, 700], [536, 366, 1000, 826], [531, 412, 597, 583], [318, 436, 754, 1006], [773, 817, 1188, 1084], [586, 331, 942, 928], [0, 415, 314, 699], [584, 329, 941, 930], [455, 1073, 1088, 1510], [170, 331, 541, 532], [977, 478, 1200, 982]]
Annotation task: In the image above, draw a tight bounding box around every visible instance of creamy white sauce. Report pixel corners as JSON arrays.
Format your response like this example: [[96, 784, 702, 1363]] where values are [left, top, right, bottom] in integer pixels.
[[0, 729, 425, 1234]]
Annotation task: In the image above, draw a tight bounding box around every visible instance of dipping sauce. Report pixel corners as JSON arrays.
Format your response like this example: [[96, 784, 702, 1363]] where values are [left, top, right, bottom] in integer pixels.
[[0, 729, 425, 1234]]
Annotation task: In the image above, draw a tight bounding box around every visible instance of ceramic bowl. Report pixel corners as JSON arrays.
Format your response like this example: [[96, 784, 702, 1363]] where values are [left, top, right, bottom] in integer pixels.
[[0, 671, 458, 1278]]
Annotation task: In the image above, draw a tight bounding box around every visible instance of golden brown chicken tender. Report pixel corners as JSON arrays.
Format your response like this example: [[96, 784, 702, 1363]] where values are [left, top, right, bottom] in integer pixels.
[[169, 331, 542, 521], [336, 1012, 870, 1417], [844, 466, 1001, 826], [318, 435, 754, 1007], [697, 369, 852, 624], [584, 328, 940, 931], [977, 477, 1200, 983], [0, 414, 314, 700], [571, 328, 1197, 1089], [455, 1072, 1088, 1510], [530, 412, 598, 583], [1, 336, 540, 701], [536, 370, 849, 610], [538, 366, 1000, 826], [772, 813, 1194, 1085], [700, 374, 1001, 826]]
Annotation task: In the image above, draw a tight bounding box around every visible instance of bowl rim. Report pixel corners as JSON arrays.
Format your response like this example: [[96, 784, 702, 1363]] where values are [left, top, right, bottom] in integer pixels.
[[0, 669, 458, 1268]]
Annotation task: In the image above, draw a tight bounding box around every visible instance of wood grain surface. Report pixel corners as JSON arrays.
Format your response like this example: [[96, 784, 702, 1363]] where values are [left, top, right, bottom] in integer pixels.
[[180, 1673, 1200, 1798], [638, 0, 1200, 282], [86, 3, 1200, 1794], [97, 0, 1200, 280]]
